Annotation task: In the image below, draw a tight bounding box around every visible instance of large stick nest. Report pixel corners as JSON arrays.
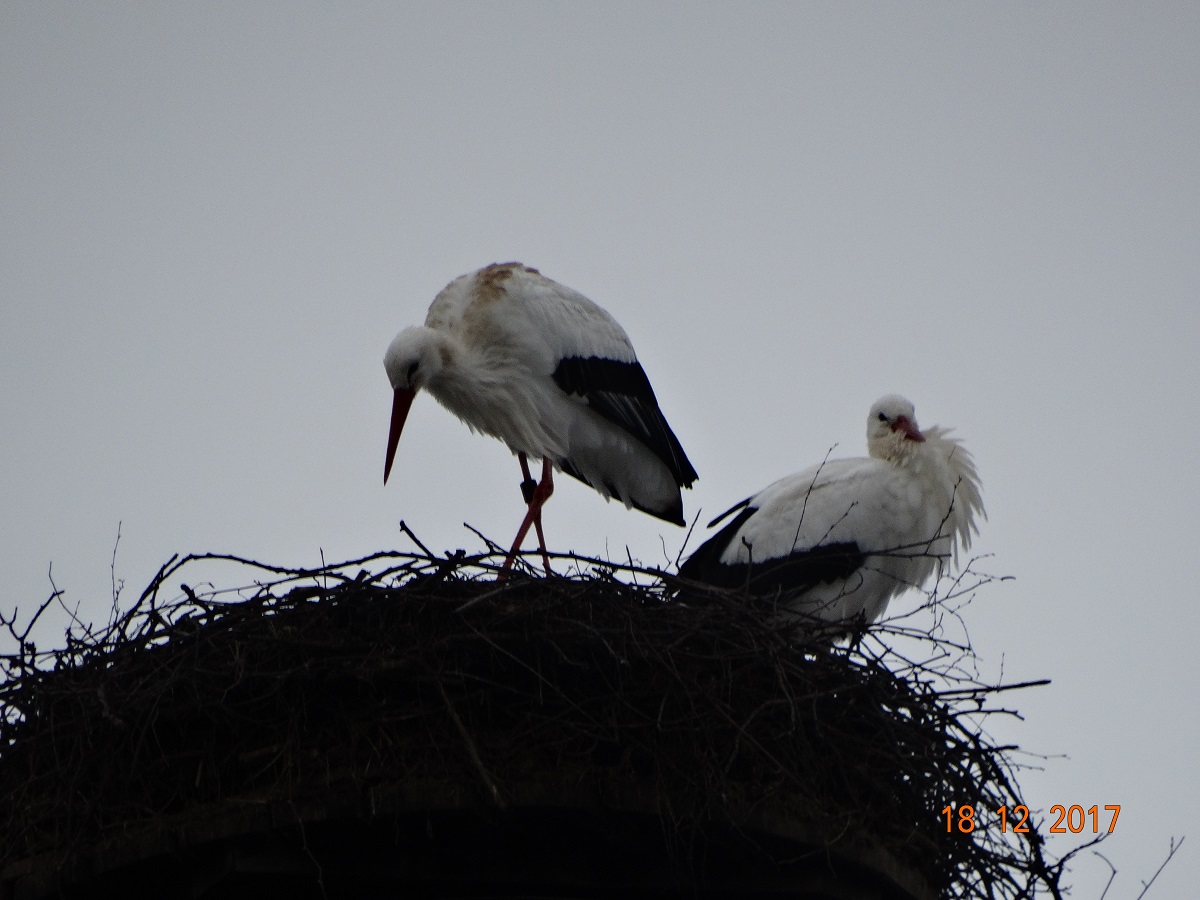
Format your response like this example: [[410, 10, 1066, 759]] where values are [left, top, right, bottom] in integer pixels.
[[0, 535, 1067, 898]]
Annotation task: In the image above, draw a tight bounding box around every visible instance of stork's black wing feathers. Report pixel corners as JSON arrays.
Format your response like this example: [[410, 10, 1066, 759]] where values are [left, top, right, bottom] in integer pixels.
[[678, 505, 865, 596], [736, 543, 866, 595], [552, 356, 698, 488], [706, 496, 752, 529], [677, 506, 760, 588]]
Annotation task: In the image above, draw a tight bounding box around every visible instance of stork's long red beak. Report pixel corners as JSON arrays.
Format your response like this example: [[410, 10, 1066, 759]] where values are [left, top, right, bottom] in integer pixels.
[[893, 415, 925, 442], [384, 388, 416, 484]]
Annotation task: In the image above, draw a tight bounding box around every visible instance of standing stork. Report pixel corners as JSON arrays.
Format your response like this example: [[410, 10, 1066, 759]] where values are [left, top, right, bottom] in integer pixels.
[[678, 395, 983, 629], [383, 262, 698, 573]]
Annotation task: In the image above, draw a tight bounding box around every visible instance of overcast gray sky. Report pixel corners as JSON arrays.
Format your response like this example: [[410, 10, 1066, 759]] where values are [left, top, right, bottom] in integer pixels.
[[3, 3, 1197, 894]]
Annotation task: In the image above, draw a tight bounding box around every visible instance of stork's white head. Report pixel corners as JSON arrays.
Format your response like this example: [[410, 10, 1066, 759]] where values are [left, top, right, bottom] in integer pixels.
[[384, 326, 448, 393], [867, 394, 925, 461], [382, 326, 451, 484]]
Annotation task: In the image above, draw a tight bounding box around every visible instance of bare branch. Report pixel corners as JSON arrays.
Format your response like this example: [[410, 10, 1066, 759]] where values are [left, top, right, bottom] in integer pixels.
[[1134, 836, 1185, 900]]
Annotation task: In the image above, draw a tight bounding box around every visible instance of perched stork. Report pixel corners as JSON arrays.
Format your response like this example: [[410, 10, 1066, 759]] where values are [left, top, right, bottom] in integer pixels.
[[383, 262, 698, 573], [678, 395, 983, 629]]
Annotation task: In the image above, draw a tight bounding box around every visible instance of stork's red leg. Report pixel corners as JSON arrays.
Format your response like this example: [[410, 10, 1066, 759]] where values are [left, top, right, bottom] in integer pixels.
[[501, 457, 555, 575], [517, 453, 538, 505], [510, 452, 540, 569], [531, 459, 553, 572]]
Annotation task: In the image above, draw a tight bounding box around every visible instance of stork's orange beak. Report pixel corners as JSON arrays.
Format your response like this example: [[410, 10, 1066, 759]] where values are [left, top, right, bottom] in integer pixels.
[[384, 388, 416, 483]]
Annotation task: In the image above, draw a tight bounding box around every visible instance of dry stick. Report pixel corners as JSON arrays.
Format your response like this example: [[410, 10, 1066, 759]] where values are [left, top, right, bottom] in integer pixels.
[[108, 521, 124, 619], [934, 678, 1052, 699], [436, 679, 505, 809], [398, 520, 435, 558], [461, 522, 507, 567], [674, 508, 704, 569], [1094, 849, 1118, 900], [1134, 836, 1185, 900], [288, 798, 329, 900]]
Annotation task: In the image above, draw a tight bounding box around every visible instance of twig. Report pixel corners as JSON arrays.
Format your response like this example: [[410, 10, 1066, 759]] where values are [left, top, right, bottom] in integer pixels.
[[1134, 836, 1184, 899], [436, 679, 505, 809], [398, 520, 435, 558]]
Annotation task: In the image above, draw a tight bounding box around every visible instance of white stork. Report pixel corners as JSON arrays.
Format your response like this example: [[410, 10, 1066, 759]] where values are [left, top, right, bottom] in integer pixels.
[[678, 395, 984, 629], [383, 262, 698, 573]]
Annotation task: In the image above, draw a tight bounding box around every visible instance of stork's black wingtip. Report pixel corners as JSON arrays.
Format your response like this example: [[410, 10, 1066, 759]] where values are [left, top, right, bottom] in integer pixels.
[[648, 501, 686, 527], [629, 494, 686, 527]]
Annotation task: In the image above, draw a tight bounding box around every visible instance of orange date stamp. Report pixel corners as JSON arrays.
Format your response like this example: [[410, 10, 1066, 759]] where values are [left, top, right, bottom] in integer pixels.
[[942, 804, 1121, 834]]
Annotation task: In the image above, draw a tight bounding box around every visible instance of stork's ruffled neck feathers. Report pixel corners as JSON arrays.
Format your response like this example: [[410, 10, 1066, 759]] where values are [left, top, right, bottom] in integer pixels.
[[918, 425, 986, 564]]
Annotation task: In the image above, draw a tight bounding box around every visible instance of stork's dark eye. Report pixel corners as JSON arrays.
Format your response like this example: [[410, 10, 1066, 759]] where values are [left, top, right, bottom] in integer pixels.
[[407, 361, 419, 381], [877, 412, 888, 422]]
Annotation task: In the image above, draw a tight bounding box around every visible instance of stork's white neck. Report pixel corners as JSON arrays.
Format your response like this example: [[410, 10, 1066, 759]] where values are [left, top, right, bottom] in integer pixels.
[[868, 430, 922, 465]]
